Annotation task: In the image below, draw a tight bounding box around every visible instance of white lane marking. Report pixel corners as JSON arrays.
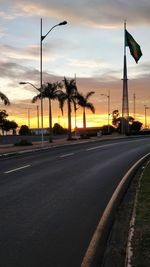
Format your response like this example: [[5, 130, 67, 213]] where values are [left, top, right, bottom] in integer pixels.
[[86, 143, 114, 151], [86, 138, 148, 151], [4, 165, 31, 174], [60, 153, 75, 158]]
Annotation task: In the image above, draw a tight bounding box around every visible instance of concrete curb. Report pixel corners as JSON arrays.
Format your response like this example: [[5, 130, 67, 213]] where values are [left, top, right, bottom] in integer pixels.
[[81, 152, 150, 267]]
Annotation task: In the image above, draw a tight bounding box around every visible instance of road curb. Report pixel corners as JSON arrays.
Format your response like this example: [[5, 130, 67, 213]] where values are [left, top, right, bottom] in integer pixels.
[[81, 152, 150, 267]]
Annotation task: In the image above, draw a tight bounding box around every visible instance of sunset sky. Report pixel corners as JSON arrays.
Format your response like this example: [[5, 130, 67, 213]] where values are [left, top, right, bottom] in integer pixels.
[[0, 0, 150, 129]]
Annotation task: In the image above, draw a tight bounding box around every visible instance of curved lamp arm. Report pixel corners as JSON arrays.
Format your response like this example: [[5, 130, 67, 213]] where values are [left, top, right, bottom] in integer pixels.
[[41, 21, 67, 41]]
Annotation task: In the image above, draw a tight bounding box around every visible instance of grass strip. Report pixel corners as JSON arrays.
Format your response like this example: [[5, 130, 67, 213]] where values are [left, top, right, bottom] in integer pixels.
[[132, 161, 150, 267]]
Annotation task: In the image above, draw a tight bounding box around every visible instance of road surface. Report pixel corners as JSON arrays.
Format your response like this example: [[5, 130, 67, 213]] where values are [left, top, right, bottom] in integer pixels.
[[0, 137, 150, 267]]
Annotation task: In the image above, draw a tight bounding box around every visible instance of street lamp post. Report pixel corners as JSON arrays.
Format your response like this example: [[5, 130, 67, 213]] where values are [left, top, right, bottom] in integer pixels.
[[74, 73, 78, 136], [37, 105, 39, 134], [24, 107, 32, 128], [19, 81, 42, 135], [144, 105, 149, 128], [20, 19, 67, 145], [40, 19, 67, 145], [133, 93, 136, 120], [101, 90, 110, 134], [28, 108, 31, 128]]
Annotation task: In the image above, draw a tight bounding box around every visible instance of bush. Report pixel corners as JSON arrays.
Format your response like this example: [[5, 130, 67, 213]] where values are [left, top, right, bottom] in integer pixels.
[[80, 133, 90, 139], [53, 123, 67, 135], [14, 139, 33, 146], [19, 125, 31, 135]]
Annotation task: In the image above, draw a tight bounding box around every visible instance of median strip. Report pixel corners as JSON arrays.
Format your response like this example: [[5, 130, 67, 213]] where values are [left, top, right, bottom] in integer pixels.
[[4, 164, 31, 174]]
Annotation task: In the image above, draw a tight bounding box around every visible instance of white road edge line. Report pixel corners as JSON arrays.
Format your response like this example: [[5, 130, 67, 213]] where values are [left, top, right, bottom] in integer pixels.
[[4, 165, 31, 174], [60, 153, 75, 158]]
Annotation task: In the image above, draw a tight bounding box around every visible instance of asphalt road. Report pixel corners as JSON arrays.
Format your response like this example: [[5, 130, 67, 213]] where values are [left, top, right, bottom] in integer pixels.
[[0, 137, 150, 267]]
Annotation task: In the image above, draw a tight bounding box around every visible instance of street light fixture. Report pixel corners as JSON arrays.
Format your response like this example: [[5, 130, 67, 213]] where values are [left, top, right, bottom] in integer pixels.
[[40, 19, 67, 145], [41, 20, 67, 41], [19, 82, 40, 91], [20, 19, 67, 145], [101, 90, 110, 134], [19, 81, 41, 137]]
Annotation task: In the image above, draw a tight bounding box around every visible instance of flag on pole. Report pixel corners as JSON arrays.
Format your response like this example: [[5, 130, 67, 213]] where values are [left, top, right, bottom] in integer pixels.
[[125, 30, 142, 63]]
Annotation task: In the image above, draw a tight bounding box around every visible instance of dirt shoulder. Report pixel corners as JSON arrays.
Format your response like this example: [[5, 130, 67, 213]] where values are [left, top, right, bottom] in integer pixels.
[[102, 160, 149, 267]]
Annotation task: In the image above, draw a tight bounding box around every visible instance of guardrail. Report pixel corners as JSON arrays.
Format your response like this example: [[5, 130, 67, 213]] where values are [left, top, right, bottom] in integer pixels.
[[81, 152, 150, 267]]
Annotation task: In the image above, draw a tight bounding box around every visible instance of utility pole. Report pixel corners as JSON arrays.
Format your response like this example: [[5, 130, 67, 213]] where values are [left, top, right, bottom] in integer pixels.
[[100, 90, 110, 134], [24, 107, 32, 128], [37, 105, 39, 134], [144, 105, 149, 128], [133, 93, 136, 120]]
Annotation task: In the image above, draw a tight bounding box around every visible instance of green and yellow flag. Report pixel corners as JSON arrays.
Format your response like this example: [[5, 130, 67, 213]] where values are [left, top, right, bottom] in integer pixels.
[[125, 30, 142, 63]]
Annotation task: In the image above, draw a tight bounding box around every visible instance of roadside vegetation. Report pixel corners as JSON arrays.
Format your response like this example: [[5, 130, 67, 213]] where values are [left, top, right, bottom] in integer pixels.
[[132, 161, 150, 267], [0, 110, 18, 135], [102, 160, 150, 267]]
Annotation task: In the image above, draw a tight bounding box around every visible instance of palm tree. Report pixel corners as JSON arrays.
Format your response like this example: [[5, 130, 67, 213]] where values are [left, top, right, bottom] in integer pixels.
[[32, 82, 62, 142], [77, 91, 95, 129], [59, 77, 77, 140], [0, 91, 10, 105]]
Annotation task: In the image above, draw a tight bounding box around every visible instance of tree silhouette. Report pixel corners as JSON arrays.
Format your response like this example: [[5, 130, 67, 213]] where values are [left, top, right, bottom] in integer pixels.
[[0, 92, 10, 105], [2, 120, 18, 135], [59, 77, 77, 140], [32, 82, 62, 142], [77, 91, 95, 129]]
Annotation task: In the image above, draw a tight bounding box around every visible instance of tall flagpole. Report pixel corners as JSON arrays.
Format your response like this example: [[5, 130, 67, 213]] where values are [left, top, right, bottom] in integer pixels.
[[122, 20, 129, 134]]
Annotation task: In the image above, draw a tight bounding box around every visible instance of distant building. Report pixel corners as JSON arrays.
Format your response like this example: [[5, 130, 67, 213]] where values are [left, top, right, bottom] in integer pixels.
[[30, 128, 49, 135], [76, 127, 101, 137]]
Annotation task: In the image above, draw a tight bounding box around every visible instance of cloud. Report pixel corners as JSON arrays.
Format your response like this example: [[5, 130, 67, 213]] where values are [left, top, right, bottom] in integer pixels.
[[0, 39, 70, 65], [0, 60, 35, 79], [0, 11, 15, 20], [0, 27, 7, 38], [137, 62, 150, 75], [0, 44, 40, 62], [68, 58, 108, 68], [9, 0, 150, 28], [0, 60, 41, 101], [0, 61, 23, 79]]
